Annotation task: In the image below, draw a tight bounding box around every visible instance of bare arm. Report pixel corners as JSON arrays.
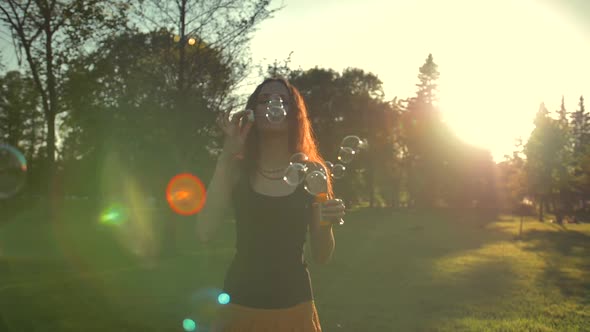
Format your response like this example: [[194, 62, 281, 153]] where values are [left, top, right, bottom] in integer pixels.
[[195, 151, 239, 244], [196, 109, 253, 244], [309, 209, 336, 264], [309, 198, 344, 264]]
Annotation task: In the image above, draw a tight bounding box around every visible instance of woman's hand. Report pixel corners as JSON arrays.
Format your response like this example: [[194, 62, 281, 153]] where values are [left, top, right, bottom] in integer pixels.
[[311, 198, 346, 228], [216, 109, 254, 156], [320, 198, 346, 221]]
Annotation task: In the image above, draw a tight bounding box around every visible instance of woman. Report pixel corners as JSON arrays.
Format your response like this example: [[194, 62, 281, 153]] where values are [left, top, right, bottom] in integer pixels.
[[197, 78, 346, 331]]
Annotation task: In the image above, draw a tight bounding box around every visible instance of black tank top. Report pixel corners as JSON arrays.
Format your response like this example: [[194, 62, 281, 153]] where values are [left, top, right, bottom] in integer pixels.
[[222, 174, 315, 309]]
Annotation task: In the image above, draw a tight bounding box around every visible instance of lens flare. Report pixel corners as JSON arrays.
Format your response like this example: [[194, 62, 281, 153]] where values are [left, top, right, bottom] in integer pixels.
[[188, 287, 227, 330], [166, 173, 207, 216], [0, 144, 27, 199], [218, 292, 231, 305], [100, 204, 127, 226], [183, 318, 197, 332]]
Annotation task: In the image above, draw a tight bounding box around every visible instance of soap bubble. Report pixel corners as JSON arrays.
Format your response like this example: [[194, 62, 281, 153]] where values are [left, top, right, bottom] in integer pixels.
[[304, 170, 328, 196], [332, 164, 346, 179], [337, 146, 356, 164], [306, 161, 326, 175], [265, 94, 287, 124], [283, 163, 306, 186], [284, 152, 309, 186], [341, 135, 369, 153], [289, 152, 309, 165], [325, 161, 334, 172]]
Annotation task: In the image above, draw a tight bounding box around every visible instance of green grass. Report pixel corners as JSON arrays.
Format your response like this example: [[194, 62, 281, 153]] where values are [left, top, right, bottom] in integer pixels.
[[1, 201, 589, 331]]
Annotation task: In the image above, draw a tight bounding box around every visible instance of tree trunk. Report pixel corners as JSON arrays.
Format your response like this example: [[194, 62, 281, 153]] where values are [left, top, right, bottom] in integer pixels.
[[44, 7, 57, 195], [368, 149, 375, 208], [177, 0, 187, 94]]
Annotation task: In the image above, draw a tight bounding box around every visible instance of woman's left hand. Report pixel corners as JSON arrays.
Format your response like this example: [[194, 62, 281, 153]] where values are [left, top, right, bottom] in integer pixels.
[[311, 197, 346, 229], [320, 198, 346, 220]]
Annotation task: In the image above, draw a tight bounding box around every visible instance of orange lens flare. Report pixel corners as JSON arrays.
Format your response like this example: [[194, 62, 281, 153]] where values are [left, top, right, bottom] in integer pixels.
[[166, 173, 207, 216]]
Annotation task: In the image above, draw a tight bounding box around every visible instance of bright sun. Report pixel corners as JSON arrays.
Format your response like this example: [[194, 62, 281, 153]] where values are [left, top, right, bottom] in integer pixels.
[[248, 0, 589, 163], [430, 0, 589, 162]]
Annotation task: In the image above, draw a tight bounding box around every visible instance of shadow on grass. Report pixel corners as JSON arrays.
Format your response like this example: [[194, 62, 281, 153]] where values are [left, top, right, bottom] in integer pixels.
[[520, 228, 590, 304], [309, 208, 521, 331], [2, 203, 589, 331], [0, 198, 236, 332]]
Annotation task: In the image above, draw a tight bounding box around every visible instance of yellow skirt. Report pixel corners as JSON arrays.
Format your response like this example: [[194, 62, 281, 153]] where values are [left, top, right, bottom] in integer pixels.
[[209, 300, 322, 332]]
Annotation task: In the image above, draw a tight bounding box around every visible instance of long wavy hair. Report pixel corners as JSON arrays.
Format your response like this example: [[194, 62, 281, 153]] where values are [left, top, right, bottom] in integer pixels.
[[242, 77, 333, 197]]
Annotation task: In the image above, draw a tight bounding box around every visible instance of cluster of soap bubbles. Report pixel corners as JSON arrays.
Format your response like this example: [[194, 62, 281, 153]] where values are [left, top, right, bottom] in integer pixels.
[[283, 152, 325, 196], [337, 135, 368, 164], [283, 135, 368, 196]]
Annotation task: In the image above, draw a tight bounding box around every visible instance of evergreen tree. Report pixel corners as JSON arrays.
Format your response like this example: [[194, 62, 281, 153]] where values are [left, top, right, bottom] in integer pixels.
[[416, 53, 440, 105]]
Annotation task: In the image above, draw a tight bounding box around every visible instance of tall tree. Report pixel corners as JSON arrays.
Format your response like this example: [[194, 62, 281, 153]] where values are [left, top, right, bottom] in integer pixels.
[[133, 0, 278, 108], [497, 139, 528, 211], [416, 53, 439, 106], [0, 71, 45, 194], [402, 54, 444, 207], [61, 29, 234, 192], [571, 96, 589, 154], [59, 29, 236, 257], [570, 95, 589, 210], [557, 95, 568, 128], [525, 102, 573, 222], [288, 67, 397, 208], [0, 0, 129, 188], [0, 71, 43, 152]]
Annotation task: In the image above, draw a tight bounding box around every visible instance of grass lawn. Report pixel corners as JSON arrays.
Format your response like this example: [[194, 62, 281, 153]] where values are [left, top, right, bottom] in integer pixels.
[[0, 200, 588, 331]]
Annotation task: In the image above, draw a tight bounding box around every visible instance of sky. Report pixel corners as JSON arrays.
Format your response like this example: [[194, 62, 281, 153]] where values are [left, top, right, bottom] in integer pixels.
[[248, 0, 590, 162], [1, 0, 589, 163]]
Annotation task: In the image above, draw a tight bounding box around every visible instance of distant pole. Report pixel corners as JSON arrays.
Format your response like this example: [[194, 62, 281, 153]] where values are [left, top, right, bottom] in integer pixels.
[[518, 198, 532, 239]]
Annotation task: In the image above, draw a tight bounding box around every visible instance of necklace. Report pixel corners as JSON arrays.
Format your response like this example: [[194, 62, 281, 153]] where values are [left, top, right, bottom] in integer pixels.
[[256, 168, 284, 181], [257, 165, 287, 173]]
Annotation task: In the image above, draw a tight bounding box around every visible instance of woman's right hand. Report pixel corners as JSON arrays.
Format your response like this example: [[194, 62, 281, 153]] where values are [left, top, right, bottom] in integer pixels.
[[216, 109, 254, 156]]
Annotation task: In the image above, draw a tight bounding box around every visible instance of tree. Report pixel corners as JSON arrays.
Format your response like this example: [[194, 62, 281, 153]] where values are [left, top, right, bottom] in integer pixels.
[[571, 96, 589, 155], [525, 102, 573, 222], [58, 28, 237, 257], [0, 0, 130, 190], [497, 139, 528, 211], [557, 95, 568, 128], [570, 95, 589, 211], [0, 71, 43, 155], [133, 0, 278, 108], [402, 54, 444, 208], [60, 29, 234, 193], [265, 52, 294, 79], [416, 53, 439, 105], [288, 67, 397, 208]]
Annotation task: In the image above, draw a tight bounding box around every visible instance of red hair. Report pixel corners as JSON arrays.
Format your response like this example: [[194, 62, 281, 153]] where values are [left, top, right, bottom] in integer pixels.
[[242, 77, 333, 197]]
